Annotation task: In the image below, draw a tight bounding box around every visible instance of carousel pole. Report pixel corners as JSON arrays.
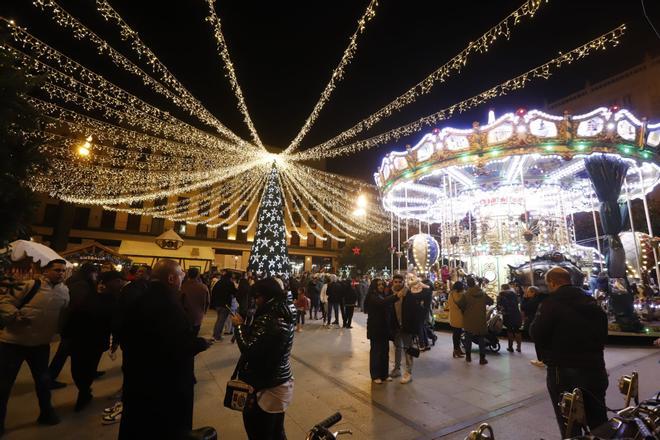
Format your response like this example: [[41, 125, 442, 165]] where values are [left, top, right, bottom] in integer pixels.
[[397, 215, 402, 272], [390, 210, 394, 276], [589, 189, 604, 271], [558, 191, 570, 250], [448, 176, 454, 269], [624, 178, 642, 279], [520, 164, 534, 286], [468, 209, 474, 274], [637, 168, 660, 284]]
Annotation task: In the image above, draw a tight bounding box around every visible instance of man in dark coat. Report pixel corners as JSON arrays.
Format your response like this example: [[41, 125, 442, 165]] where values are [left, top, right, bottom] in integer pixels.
[[48, 263, 98, 389], [341, 279, 357, 329], [210, 272, 236, 340], [325, 275, 342, 326], [119, 259, 210, 439], [366, 279, 399, 383], [530, 267, 608, 437], [457, 276, 494, 365]]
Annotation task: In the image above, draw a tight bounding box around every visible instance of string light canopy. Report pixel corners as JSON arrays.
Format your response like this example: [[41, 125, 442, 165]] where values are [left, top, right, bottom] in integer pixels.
[[0, 0, 632, 243]]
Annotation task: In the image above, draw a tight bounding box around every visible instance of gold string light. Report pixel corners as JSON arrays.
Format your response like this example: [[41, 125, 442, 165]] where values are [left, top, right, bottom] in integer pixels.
[[284, 0, 379, 153], [295, 0, 548, 154], [292, 24, 626, 160], [203, 0, 266, 149]]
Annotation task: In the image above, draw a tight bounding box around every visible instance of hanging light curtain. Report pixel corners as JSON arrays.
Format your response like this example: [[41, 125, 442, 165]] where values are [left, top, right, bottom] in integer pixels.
[[584, 154, 629, 278]]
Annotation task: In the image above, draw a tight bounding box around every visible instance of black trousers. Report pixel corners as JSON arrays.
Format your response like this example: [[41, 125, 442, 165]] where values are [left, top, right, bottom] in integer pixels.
[[71, 344, 104, 396], [343, 305, 355, 327], [0, 342, 54, 429], [369, 337, 389, 380], [463, 331, 485, 359], [243, 399, 286, 440], [48, 337, 72, 381], [546, 366, 609, 437], [326, 302, 340, 325], [451, 326, 463, 351]]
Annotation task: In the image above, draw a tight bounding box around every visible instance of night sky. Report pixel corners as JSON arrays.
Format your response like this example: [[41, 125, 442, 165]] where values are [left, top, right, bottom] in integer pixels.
[[2, 0, 659, 181]]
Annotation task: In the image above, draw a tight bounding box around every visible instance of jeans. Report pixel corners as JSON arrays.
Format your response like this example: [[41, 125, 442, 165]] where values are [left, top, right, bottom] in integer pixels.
[[243, 399, 286, 440], [71, 344, 104, 397], [0, 343, 54, 429], [451, 327, 463, 351], [326, 302, 340, 325], [393, 331, 414, 374], [213, 307, 231, 339], [343, 305, 355, 327], [48, 337, 72, 381], [296, 310, 305, 325], [464, 331, 485, 359], [369, 337, 389, 380], [546, 366, 609, 437]]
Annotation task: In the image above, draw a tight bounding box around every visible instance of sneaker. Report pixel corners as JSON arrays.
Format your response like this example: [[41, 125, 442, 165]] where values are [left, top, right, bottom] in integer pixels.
[[389, 369, 401, 378], [37, 411, 61, 426], [400, 373, 412, 384], [530, 359, 545, 367], [101, 412, 121, 425], [49, 380, 67, 390], [385, 376, 393, 382], [103, 401, 122, 414], [373, 378, 383, 384]]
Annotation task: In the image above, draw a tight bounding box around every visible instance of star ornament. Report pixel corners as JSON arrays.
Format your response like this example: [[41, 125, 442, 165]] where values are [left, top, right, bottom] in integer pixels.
[[352, 246, 361, 256]]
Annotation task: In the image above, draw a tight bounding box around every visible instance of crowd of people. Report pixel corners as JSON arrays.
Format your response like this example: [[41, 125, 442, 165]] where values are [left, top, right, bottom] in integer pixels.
[[0, 258, 621, 439]]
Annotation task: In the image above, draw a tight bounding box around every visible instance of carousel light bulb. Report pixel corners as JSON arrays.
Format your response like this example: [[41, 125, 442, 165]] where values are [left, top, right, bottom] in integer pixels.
[[77, 144, 90, 157], [357, 194, 367, 208]]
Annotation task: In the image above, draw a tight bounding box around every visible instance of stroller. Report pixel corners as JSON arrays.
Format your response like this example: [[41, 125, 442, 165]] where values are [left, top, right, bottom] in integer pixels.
[[461, 305, 502, 353]]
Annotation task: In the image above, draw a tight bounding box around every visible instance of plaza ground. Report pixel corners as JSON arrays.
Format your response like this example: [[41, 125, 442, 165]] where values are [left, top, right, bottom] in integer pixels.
[[3, 313, 659, 440]]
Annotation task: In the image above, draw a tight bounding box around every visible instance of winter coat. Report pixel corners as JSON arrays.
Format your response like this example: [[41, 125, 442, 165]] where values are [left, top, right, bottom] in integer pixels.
[[393, 289, 425, 334], [521, 292, 549, 330], [119, 281, 208, 439], [447, 289, 464, 329], [70, 289, 117, 352], [497, 289, 522, 330], [327, 281, 342, 303], [342, 281, 358, 306], [457, 286, 494, 336], [366, 291, 399, 340], [210, 276, 236, 308], [0, 278, 69, 346], [235, 298, 296, 391], [61, 272, 96, 338], [530, 285, 607, 369], [236, 279, 250, 316], [180, 279, 210, 327], [294, 294, 310, 311]]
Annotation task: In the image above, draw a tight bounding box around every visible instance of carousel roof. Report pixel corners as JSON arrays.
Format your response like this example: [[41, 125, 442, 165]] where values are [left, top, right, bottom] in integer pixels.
[[374, 107, 660, 221]]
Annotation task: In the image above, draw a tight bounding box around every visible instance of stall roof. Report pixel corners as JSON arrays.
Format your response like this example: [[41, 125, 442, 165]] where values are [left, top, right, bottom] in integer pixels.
[[118, 240, 214, 261], [60, 241, 125, 258]]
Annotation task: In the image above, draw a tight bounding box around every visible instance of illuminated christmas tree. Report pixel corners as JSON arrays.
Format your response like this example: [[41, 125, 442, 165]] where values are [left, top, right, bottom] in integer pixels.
[[247, 165, 290, 278]]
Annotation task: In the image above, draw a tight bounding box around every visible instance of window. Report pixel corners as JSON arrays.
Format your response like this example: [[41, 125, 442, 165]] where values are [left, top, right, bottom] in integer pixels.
[[72, 207, 90, 229], [218, 203, 230, 219], [308, 216, 316, 229], [43, 204, 59, 227], [176, 197, 188, 214], [324, 218, 332, 230], [338, 238, 346, 249], [290, 231, 300, 246], [126, 214, 141, 232], [323, 235, 332, 249], [174, 221, 187, 235], [292, 213, 301, 227], [307, 233, 316, 248], [217, 227, 228, 240], [236, 228, 247, 242], [198, 199, 210, 217], [151, 217, 165, 235], [195, 223, 208, 238], [130, 200, 143, 209], [100, 210, 116, 230]]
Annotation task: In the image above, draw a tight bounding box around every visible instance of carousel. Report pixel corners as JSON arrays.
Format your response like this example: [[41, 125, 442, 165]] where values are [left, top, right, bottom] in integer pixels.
[[375, 106, 660, 335]]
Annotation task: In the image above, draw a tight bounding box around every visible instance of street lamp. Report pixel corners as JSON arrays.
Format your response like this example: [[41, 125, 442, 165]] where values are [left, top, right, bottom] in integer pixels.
[[353, 194, 367, 217]]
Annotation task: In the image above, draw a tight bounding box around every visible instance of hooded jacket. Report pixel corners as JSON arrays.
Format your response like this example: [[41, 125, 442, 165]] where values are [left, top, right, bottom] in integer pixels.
[[457, 286, 494, 335], [530, 285, 607, 369], [235, 298, 296, 391]]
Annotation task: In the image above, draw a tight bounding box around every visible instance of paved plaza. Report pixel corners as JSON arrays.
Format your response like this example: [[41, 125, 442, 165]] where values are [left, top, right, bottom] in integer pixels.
[[3, 312, 659, 440]]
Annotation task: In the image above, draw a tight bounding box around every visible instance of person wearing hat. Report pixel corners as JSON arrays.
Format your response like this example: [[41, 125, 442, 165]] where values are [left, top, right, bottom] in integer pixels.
[[231, 277, 296, 440], [390, 274, 425, 384]]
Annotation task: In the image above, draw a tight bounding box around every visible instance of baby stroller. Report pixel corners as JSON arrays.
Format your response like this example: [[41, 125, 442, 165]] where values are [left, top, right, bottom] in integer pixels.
[[462, 306, 502, 353]]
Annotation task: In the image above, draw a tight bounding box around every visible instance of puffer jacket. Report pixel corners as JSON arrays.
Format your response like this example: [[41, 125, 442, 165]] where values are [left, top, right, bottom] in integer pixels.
[[235, 298, 296, 391], [447, 289, 464, 329], [457, 287, 494, 336]]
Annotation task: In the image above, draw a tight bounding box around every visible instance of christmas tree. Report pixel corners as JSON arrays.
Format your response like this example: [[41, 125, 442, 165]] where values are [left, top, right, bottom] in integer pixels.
[[247, 164, 290, 278]]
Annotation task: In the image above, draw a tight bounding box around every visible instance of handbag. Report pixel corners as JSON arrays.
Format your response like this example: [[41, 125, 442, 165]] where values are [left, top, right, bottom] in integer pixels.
[[223, 357, 254, 412], [405, 336, 421, 358], [0, 280, 41, 329]]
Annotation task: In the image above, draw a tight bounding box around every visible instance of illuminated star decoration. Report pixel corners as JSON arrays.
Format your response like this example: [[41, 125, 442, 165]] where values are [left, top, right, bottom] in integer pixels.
[[352, 246, 361, 256]]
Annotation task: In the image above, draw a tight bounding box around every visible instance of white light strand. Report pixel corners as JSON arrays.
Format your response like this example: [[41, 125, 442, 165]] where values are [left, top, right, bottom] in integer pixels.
[[284, 0, 379, 153]]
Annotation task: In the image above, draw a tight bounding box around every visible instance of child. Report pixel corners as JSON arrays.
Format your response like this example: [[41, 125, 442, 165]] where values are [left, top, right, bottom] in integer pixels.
[[294, 287, 311, 332]]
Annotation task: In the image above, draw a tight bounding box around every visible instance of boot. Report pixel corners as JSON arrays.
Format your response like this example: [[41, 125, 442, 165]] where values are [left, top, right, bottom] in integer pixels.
[[507, 344, 514, 353], [452, 349, 464, 358], [516, 342, 521, 353], [479, 356, 488, 365], [465, 352, 471, 362]]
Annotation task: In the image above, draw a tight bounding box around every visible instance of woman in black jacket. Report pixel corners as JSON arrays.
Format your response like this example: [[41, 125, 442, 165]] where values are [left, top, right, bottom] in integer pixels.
[[365, 278, 399, 383], [231, 278, 296, 440]]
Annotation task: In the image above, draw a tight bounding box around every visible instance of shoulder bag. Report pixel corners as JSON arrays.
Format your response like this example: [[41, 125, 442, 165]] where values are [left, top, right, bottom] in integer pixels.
[[223, 356, 254, 412]]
